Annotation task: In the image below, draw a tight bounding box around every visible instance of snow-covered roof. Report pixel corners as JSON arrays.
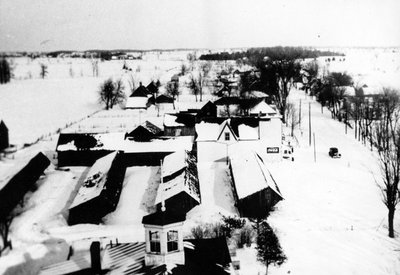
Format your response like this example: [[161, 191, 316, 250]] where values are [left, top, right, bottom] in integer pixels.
[[162, 150, 186, 179], [238, 124, 259, 140], [249, 101, 278, 116], [195, 121, 221, 141], [155, 150, 200, 205], [163, 113, 185, 127], [229, 151, 282, 200], [69, 151, 117, 209], [125, 97, 148, 109]]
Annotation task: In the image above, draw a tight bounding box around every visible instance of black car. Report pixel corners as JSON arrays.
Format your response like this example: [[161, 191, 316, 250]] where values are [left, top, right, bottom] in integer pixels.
[[329, 147, 341, 158]]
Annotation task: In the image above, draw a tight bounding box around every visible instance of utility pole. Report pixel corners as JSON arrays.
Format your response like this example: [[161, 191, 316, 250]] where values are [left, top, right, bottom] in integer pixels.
[[313, 132, 316, 163], [299, 99, 302, 128], [309, 102, 312, 146]]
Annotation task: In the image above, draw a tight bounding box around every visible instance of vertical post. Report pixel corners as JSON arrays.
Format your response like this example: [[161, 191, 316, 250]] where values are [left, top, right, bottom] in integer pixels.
[[160, 160, 166, 212], [299, 99, 302, 128], [309, 103, 312, 146], [313, 133, 316, 163]]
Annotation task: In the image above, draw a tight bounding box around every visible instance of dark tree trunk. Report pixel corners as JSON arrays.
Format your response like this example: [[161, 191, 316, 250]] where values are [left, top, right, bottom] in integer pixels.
[[388, 207, 395, 238]]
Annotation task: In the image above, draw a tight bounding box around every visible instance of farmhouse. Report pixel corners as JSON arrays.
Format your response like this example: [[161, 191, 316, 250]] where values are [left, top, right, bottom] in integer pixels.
[[196, 116, 282, 163], [156, 94, 175, 113], [68, 151, 126, 225], [0, 120, 9, 151], [155, 150, 200, 215], [229, 151, 283, 218]]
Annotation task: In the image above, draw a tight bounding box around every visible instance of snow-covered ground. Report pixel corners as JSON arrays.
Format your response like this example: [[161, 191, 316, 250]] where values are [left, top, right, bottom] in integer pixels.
[[1, 49, 400, 274]]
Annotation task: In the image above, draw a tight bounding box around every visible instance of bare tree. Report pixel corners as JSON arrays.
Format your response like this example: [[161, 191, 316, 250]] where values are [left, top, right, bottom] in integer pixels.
[[165, 81, 179, 109], [286, 102, 300, 136], [91, 59, 99, 77], [98, 78, 126, 110], [372, 88, 400, 238], [40, 63, 48, 79], [189, 74, 200, 102]]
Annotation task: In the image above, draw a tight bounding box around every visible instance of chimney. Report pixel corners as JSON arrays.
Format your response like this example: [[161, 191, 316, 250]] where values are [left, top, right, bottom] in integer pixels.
[[90, 241, 101, 274]]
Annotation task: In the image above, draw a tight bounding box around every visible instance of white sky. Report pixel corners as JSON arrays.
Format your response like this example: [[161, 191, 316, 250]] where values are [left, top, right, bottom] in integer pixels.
[[0, 0, 399, 51]]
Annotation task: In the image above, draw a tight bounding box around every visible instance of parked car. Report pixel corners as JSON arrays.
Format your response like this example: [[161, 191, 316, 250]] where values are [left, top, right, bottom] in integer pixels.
[[329, 147, 341, 158], [282, 145, 294, 161]]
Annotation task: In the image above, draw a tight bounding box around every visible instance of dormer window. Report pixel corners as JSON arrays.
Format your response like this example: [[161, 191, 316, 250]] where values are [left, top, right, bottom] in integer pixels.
[[150, 231, 161, 253], [225, 132, 230, 141], [167, 230, 178, 252]]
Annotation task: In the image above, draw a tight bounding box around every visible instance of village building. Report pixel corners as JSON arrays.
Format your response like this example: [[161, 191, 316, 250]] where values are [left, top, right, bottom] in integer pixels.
[[146, 81, 159, 96], [214, 97, 278, 118], [155, 150, 200, 215], [0, 120, 9, 151], [195, 117, 282, 163], [229, 151, 283, 218], [125, 121, 162, 142], [163, 113, 196, 137], [68, 151, 126, 225], [0, 152, 50, 220], [125, 84, 151, 109], [40, 212, 232, 274], [155, 94, 175, 113]]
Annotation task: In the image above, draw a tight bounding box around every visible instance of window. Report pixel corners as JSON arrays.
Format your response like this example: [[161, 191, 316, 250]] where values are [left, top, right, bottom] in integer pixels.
[[167, 230, 178, 252], [224, 132, 230, 141], [149, 231, 160, 253]]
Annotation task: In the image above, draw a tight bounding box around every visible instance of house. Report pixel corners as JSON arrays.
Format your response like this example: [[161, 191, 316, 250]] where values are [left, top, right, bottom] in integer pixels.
[[0, 152, 50, 220], [196, 101, 217, 119], [126, 84, 151, 109], [163, 113, 196, 136], [0, 120, 9, 151], [126, 121, 162, 142], [196, 117, 282, 163], [68, 151, 126, 225], [147, 81, 159, 96], [155, 150, 200, 215], [156, 94, 175, 113], [229, 151, 283, 218], [213, 97, 278, 118], [40, 212, 232, 274]]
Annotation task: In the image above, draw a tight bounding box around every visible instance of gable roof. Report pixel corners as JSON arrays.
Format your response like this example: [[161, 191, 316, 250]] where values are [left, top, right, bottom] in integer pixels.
[[127, 121, 162, 141], [155, 94, 174, 104], [130, 85, 149, 97], [229, 151, 283, 200], [214, 97, 241, 106], [216, 119, 238, 141], [146, 81, 159, 94], [69, 152, 117, 209], [155, 150, 200, 205]]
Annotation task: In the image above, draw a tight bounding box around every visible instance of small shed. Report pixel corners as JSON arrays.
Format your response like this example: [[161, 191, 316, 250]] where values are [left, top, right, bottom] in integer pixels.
[[0, 120, 9, 151], [229, 151, 283, 218], [155, 150, 200, 215], [126, 121, 162, 142], [68, 151, 126, 225]]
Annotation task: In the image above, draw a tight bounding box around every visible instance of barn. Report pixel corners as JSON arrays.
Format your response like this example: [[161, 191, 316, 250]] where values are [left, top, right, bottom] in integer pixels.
[[155, 150, 200, 215], [68, 151, 126, 225], [229, 151, 283, 218], [0, 152, 51, 220], [0, 120, 9, 151]]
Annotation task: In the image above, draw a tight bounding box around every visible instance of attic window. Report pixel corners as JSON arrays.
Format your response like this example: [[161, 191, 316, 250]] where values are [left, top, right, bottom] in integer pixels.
[[225, 132, 230, 141], [150, 231, 161, 253], [167, 230, 178, 252]]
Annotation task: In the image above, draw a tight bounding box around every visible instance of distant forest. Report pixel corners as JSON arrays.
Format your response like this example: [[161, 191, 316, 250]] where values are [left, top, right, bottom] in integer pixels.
[[199, 47, 345, 61]]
